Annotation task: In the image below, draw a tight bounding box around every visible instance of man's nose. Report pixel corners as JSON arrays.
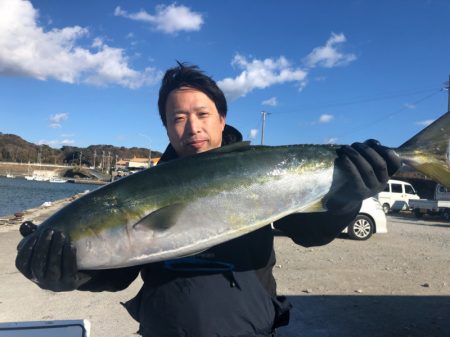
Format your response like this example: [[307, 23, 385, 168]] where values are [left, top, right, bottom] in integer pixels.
[[186, 115, 201, 134]]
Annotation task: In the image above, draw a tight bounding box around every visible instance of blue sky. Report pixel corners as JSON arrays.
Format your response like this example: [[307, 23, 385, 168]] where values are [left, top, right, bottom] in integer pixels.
[[1, 0, 449, 153]]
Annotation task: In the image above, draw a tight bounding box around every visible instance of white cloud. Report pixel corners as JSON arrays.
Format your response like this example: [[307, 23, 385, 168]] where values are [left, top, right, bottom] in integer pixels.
[[298, 80, 308, 92], [0, 0, 161, 88], [38, 139, 75, 147], [319, 114, 334, 123], [416, 120, 434, 127], [218, 34, 355, 100], [404, 103, 416, 109], [262, 97, 278, 107], [325, 137, 338, 144], [303, 32, 356, 68], [114, 4, 203, 34], [248, 129, 258, 140], [60, 139, 75, 145], [49, 112, 69, 128], [218, 54, 307, 100]]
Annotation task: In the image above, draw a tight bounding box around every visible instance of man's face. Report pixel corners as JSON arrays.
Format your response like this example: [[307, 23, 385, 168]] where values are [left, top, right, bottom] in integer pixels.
[[165, 87, 225, 157]]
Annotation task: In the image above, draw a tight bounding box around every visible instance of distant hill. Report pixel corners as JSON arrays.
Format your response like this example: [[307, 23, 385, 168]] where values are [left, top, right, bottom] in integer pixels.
[[0, 133, 163, 166]]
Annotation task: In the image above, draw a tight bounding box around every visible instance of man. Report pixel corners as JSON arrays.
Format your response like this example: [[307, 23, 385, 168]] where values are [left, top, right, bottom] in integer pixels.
[[16, 63, 401, 337]]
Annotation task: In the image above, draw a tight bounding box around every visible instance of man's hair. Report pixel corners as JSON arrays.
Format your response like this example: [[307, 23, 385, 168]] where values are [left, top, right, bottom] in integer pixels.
[[158, 62, 227, 126]]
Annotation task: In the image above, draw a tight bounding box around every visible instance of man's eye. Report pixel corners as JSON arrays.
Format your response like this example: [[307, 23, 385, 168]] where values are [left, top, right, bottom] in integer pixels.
[[199, 112, 209, 118]]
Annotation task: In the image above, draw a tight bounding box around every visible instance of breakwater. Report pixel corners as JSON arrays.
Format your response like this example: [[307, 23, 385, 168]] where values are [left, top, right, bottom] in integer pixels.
[[0, 161, 110, 183], [0, 161, 67, 176]]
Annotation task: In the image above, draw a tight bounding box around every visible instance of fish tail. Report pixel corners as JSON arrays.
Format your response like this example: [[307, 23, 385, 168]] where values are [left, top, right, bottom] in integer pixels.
[[397, 111, 450, 187]]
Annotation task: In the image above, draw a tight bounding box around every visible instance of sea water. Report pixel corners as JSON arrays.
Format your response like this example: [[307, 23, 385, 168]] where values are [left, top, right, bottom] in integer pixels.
[[0, 176, 100, 217]]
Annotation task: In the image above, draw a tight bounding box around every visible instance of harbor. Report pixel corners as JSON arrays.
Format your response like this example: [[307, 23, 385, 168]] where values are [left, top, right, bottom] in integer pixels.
[[0, 176, 100, 218], [0, 161, 110, 185], [0, 155, 160, 218]]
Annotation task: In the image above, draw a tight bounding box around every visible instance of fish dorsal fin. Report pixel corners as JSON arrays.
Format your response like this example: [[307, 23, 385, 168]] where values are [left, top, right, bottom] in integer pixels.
[[133, 203, 186, 232], [210, 141, 251, 154]]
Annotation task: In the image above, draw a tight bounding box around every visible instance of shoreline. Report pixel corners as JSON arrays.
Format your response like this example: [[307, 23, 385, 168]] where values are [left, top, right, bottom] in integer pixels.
[[0, 193, 83, 231], [0, 175, 107, 185]]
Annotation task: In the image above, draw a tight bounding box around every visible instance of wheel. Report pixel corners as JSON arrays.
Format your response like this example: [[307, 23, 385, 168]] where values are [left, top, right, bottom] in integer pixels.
[[382, 203, 390, 214], [442, 210, 450, 221], [413, 208, 423, 218], [348, 215, 374, 240]]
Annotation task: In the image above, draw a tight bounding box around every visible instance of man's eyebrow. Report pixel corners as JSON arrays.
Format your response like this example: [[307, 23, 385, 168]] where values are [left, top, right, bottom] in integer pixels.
[[195, 105, 210, 111], [172, 109, 189, 114], [172, 105, 210, 114]]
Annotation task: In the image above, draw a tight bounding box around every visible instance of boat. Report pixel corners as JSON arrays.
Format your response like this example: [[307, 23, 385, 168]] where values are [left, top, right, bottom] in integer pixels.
[[33, 175, 49, 182], [6, 173, 15, 178], [24, 176, 35, 181], [49, 177, 67, 183]]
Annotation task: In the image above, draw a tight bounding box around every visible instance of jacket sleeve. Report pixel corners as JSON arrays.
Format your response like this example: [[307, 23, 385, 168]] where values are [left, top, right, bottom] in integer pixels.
[[273, 201, 361, 247], [77, 265, 141, 292]]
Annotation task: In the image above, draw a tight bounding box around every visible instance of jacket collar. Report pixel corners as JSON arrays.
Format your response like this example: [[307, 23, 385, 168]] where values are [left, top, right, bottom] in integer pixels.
[[159, 124, 243, 164]]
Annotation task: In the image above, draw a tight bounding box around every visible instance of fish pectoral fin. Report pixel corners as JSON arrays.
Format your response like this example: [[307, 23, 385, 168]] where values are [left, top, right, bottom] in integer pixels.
[[133, 203, 186, 232], [302, 200, 327, 213]]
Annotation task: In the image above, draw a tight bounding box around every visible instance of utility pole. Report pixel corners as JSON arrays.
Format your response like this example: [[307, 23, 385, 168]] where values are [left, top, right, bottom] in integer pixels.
[[139, 133, 152, 167], [93, 150, 97, 169], [261, 111, 271, 145], [79, 151, 82, 167], [148, 147, 152, 167], [447, 74, 450, 113]]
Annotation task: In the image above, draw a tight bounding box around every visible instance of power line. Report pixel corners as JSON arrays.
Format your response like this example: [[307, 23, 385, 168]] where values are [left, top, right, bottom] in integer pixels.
[[331, 89, 442, 141], [270, 87, 440, 115], [253, 82, 445, 145]]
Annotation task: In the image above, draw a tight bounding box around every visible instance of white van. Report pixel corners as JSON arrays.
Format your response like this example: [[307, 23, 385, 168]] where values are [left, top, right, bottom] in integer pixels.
[[377, 179, 420, 214]]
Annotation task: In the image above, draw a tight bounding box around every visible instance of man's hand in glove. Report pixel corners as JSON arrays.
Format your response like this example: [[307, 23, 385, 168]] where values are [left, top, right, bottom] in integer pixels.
[[326, 139, 402, 214], [15, 227, 92, 292]]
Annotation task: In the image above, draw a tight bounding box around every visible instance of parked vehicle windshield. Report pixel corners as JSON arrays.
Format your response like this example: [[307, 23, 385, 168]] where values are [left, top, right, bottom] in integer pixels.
[[405, 185, 417, 195]]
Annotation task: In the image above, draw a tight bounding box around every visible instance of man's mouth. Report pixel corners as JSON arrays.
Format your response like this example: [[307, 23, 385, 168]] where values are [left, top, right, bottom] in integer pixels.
[[185, 139, 207, 149]]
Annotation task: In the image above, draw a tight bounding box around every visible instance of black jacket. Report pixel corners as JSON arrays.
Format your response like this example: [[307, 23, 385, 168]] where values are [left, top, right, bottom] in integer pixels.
[[79, 125, 360, 337]]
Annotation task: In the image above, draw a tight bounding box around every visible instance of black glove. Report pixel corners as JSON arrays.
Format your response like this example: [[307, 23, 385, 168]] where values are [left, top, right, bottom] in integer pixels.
[[325, 139, 401, 213], [15, 227, 92, 292], [19, 221, 38, 237]]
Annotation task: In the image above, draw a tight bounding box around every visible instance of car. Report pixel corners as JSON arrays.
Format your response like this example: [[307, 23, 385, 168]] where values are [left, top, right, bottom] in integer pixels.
[[342, 197, 388, 240], [377, 179, 420, 214], [273, 197, 387, 241]]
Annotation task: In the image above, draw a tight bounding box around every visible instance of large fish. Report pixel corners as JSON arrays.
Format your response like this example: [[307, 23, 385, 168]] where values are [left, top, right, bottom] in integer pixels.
[[18, 112, 450, 270]]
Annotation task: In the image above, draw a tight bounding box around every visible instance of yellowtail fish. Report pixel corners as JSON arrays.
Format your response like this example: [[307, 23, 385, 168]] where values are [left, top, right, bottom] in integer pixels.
[[18, 112, 450, 269]]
